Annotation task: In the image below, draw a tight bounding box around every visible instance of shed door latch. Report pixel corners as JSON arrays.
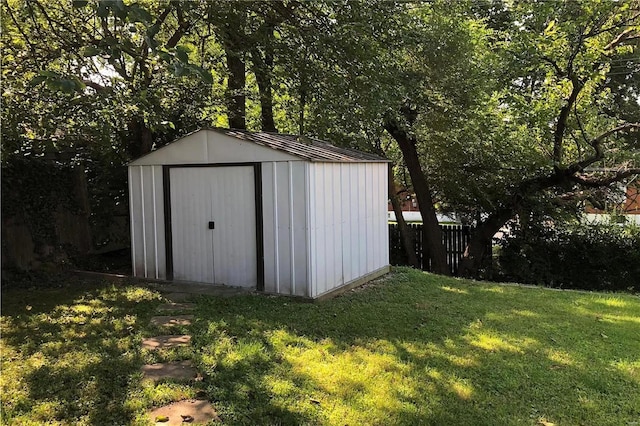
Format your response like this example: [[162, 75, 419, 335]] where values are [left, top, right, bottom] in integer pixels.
[[208, 221, 215, 230]]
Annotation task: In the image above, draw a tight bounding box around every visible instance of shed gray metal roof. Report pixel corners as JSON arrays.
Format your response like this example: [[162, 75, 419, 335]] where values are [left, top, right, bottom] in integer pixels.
[[209, 128, 388, 163]]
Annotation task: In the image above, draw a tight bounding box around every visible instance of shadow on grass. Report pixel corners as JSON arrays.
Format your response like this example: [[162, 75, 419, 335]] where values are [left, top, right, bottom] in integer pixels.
[[0, 280, 159, 424], [2, 269, 638, 425], [188, 268, 640, 425]]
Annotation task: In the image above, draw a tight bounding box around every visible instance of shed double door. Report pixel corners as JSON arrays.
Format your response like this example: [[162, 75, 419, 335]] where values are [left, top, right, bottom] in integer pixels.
[[169, 166, 257, 287]]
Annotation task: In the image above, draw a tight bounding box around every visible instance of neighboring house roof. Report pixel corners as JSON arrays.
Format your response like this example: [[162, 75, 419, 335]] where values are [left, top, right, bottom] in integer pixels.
[[208, 128, 388, 163]]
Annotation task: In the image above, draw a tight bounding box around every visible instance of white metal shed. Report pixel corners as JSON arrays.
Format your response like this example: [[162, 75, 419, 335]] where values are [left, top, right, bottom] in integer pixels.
[[128, 128, 390, 299]]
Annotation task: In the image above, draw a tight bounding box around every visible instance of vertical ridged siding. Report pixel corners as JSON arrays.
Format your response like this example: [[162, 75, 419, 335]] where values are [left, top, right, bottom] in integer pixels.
[[129, 165, 165, 279], [308, 162, 389, 298], [261, 161, 308, 296]]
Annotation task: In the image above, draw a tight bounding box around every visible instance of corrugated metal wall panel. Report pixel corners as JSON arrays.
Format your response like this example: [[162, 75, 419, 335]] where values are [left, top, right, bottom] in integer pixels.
[[275, 162, 292, 294], [309, 163, 345, 295], [356, 163, 368, 280], [308, 162, 389, 298], [292, 162, 309, 297], [260, 161, 309, 296], [141, 166, 156, 278], [341, 163, 351, 286], [320, 163, 331, 295], [129, 165, 166, 279], [152, 166, 167, 279], [129, 166, 143, 277], [307, 163, 317, 298], [378, 164, 390, 269], [331, 164, 342, 288], [261, 162, 277, 293], [366, 163, 375, 273]]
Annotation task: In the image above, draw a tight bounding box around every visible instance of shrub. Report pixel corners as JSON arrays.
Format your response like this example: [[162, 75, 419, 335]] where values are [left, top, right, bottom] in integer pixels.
[[496, 219, 640, 292]]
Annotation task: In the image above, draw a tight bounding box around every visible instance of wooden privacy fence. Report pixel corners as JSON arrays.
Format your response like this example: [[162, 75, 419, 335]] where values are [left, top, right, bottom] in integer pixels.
[[389, 223, 479, 275]]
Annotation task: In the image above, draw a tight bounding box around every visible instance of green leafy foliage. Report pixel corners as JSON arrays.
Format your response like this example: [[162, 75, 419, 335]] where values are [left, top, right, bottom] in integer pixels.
[[2, 0, 638, 278], [498, 221, 640, 292]]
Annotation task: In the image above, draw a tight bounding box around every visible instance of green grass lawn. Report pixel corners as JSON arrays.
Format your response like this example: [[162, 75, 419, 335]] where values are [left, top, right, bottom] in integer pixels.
[[1, 268, 639, 425]]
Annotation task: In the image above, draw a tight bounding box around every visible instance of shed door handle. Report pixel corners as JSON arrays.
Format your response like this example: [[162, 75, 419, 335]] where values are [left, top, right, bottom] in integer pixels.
[[208, 221, 215, 230]]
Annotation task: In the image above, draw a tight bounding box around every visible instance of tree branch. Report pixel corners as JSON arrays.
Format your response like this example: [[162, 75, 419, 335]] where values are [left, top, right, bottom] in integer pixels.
[[541, 55, 565, 76], [569, 123, 640, 173], [133, 5, 173, 80], [166, 4, 190, 49], [82, 80, 107, 91], [570, 168, 640, 187], [605, 28, 640, 50], [6, 4, 39, 56], [587, 11, 640, 38], [33, 1, 80, 39], [553, 75, 583, 165], [573, 103, 590, 146], [31, 0, 84, 51]]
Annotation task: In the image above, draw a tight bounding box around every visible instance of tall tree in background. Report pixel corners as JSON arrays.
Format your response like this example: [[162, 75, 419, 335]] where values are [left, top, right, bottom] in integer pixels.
[[3, 0, 215, 157], [454, 0, 640, 276], [3, 0, 639, 277]]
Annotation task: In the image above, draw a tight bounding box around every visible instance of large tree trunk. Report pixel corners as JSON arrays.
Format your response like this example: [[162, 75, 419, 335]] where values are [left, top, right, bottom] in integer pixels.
[[225, 47, 246, 129], [127, 117, 153, 158], [458, 208, 513, 277], [383, 117, 450, 276], [388, 163, 420, 269], [251, 30, 277, 132]]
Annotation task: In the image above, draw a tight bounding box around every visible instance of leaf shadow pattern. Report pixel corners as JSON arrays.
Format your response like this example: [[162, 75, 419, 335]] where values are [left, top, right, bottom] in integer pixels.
[[188, 269, 640, 426], [1, 269, 639, 425], [1, 281, 161, 425]]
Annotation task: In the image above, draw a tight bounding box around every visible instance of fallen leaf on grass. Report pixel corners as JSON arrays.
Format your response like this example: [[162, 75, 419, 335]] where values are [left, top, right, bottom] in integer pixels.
[[600, 332, 609, 339], [538, 420, 555, 426]]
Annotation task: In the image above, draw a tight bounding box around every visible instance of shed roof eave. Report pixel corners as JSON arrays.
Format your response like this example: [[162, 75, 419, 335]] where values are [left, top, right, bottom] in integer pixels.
[[128, 128, 390, 165], [308, 158, 391, 163]]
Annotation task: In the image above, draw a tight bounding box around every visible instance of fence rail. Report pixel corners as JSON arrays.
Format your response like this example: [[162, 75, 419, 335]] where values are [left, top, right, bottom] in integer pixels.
[[389, 223, 477, 275]]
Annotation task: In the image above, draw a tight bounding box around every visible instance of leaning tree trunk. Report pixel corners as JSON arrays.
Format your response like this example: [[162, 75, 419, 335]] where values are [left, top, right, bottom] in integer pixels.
[[388, 163, 420, 269], [384, 117, 450, 276], [459, 208, 513, 277]]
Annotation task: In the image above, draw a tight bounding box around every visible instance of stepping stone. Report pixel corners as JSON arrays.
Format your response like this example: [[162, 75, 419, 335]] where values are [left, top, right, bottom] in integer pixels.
[[157, 303, 196, 313], [142, 335, 191, 350], [148, 399, 219, 425], [141, 360, 199, 383], [150, 315, 194, 327]]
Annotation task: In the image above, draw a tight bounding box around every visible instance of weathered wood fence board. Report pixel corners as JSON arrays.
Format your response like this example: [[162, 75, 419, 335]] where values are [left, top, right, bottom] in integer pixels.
[[389, 223, 478, 276]]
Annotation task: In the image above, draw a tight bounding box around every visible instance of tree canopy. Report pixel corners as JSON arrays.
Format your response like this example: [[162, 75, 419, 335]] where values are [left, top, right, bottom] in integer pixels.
[[2, 0, 639, 276]]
